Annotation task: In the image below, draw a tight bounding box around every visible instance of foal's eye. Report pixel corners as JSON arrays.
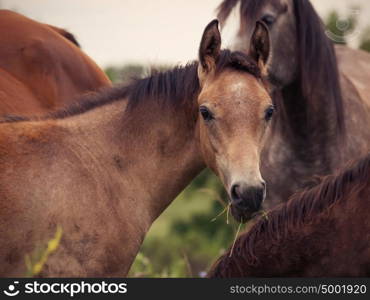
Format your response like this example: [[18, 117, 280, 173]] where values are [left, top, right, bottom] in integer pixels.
[[199, 106, 214, 122], [264, 106, 274, 121], [261, 14, 276, 26]]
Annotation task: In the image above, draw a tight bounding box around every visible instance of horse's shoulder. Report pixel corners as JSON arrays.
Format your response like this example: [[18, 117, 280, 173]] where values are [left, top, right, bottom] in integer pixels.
[[20, 37, 64, 78]]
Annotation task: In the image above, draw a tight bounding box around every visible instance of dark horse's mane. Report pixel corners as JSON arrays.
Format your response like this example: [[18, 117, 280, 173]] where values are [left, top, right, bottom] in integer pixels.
[[46, 25, 81, 48], [209, 152, 370, 276], [0, 50, 261, 123], [217, 0, 345, 160], [59, 29, 81, 48]]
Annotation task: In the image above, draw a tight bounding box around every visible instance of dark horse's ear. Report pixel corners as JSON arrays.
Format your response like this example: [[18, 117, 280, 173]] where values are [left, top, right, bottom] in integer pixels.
[[249, 21, 270, 74], [198, 19, 221, 81]]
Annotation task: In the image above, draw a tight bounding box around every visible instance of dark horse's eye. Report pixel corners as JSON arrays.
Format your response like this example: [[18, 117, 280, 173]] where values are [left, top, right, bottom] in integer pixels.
[[199, 106, 214, 121], [264, 106, 274, 121], [261, 14, 276, 26]]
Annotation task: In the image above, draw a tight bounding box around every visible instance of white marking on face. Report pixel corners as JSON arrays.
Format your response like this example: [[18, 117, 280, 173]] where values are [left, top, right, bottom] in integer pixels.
[[230, 81, 245, 94], [220, 1, 242, 48]]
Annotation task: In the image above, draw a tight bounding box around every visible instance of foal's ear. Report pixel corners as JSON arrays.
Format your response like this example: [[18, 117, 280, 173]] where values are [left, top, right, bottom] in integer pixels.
[[198, 19, 221, 79], [249, 21, 270, 74]]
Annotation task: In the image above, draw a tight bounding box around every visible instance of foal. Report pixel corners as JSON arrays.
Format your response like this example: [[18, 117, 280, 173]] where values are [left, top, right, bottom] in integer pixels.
[[0, 20, 272, 276], [208, 154, 370, 277]]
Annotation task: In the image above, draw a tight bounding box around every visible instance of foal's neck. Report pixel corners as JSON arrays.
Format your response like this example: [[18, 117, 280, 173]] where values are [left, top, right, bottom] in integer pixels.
[[120, 100, 204, 220], [65, 98, 204, 225]]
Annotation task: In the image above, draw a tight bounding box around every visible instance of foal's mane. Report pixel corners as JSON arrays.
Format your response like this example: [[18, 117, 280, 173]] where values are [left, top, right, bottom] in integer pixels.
[[0, 50, 260, 123], [217, 0, 345, 142], [220, 153, 370, 268]]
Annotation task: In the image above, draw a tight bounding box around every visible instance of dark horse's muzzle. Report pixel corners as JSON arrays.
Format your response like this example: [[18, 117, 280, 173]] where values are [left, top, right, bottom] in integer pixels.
[[230, 182, 266, 223]]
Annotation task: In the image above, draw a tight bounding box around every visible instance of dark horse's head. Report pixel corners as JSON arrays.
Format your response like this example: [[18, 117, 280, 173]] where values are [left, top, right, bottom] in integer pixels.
[[218, 0, 336, 89]]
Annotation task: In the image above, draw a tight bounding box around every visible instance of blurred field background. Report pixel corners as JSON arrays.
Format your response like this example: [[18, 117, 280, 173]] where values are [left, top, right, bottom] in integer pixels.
[[1, 0, 369, 277]]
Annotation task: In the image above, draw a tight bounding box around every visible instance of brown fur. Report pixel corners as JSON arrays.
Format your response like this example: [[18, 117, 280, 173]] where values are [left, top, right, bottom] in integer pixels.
[[0, 10, 111, 116], [0, 21, 272, 277], [209, 153, 370, 277]]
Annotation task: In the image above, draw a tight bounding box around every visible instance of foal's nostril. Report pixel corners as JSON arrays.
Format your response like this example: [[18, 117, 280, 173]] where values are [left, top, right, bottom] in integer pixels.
[[231, 184, 241, 200], [261, 181, 266, 190]]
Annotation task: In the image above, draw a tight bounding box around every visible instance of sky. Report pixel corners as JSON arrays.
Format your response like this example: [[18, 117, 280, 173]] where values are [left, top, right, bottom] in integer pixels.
[[1, 0, 369, 68]]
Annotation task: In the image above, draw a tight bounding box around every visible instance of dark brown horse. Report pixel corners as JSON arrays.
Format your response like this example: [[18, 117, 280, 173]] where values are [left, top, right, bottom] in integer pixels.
[[0, 20, 273, 277], [209, 153, 370, 277], [0, 10, 111, 116], [217, 0, 370, 209]]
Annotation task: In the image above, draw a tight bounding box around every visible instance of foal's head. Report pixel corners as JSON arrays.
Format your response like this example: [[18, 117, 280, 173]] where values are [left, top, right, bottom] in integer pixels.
[[197, 20, 272, 222]]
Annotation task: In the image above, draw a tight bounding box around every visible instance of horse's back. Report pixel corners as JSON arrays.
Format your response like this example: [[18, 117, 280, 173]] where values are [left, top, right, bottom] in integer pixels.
[[0, 10, 111, 114]]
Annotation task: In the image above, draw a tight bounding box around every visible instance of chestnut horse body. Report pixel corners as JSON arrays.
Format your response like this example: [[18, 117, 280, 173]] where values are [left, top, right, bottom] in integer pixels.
[[218, 0, 370, 209], [0, 21, 273, 276], [209, 153, 370, 277], [0, 10, 111, 115]]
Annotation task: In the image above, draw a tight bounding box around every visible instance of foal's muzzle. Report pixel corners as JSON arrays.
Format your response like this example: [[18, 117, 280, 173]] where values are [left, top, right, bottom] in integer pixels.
[[230, 181, 266, 223]]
